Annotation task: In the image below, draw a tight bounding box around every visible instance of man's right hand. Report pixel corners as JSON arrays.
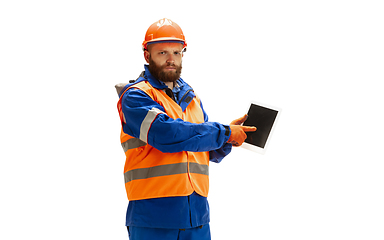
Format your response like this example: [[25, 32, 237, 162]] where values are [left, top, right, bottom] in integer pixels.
[[227, 125, 257, 147]]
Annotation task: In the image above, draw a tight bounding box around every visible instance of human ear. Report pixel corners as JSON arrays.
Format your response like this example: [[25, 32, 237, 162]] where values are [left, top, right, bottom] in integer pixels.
[[144, 50, 150, 63]]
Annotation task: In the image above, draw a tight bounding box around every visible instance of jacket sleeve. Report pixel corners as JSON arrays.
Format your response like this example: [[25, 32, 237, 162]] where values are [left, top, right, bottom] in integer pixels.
[[121, 87, 231, 153], [199, 100, 232, 163]]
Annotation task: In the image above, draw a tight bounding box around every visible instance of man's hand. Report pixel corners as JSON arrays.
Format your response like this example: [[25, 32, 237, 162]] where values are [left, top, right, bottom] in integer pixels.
[[227, 115, 257, 146]]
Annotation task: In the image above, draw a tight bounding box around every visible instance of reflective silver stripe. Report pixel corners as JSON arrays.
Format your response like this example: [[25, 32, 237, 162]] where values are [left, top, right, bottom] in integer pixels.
[[124, 162, 209, 183], [121, 138, 147, 152], [125, 162, 187, 183], [189, 162, 209, 175], [140, 107, 164, 143], [122, 113, 127, 124]]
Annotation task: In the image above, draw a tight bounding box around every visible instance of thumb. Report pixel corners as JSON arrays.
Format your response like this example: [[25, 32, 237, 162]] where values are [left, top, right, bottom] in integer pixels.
[[230, 114, 248, 125], [241, 126, 257, 132]]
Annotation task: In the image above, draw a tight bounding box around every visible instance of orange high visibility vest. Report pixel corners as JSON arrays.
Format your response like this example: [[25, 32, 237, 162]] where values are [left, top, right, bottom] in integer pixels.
[[117, 81, 209, 201]]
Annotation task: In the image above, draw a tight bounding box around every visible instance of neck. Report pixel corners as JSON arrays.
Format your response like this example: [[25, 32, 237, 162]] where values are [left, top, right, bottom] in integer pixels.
[[164, 81, 174, 89]]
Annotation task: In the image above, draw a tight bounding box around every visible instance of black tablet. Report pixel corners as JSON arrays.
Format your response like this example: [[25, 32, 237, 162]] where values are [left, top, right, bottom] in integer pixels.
[[242, 101, 281, 154]]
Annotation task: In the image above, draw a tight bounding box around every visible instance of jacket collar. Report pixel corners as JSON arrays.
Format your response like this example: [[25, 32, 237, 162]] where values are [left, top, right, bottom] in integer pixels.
[[143, 65, 195, 111]]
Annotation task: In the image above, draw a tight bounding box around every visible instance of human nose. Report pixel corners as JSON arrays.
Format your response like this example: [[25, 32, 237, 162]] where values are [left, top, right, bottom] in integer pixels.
[[166, 54, 175, 64]]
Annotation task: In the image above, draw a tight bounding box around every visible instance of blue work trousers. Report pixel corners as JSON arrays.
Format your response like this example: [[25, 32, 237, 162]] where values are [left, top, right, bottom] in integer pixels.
[[127, 224, 211, 240]]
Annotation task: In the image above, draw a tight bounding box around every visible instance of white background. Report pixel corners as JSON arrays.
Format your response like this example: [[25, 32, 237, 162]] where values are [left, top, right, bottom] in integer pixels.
[[1, 0, 383, 239]]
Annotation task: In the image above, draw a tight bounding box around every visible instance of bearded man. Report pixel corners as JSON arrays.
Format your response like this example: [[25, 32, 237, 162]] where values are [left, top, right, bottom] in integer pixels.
[[116, 18, 256, 240]]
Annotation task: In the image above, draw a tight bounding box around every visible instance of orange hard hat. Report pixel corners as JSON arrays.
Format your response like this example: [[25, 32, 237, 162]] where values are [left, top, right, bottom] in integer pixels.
[[142, 18, 187, 51]]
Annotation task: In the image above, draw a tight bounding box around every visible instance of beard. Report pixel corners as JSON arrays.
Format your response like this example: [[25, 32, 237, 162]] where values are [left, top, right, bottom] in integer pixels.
[[148, 57, 182, 83]]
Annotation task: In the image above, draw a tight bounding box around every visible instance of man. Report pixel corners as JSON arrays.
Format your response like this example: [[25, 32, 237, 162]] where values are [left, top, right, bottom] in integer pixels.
[[116, 18, 256, 240]]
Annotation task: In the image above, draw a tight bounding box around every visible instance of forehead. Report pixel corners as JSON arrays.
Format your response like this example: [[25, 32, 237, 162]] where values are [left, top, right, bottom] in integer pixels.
[[148, 42, 183, 52]]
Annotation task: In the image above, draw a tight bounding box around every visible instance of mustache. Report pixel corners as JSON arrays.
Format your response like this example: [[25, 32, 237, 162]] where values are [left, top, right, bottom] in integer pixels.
[[165, 62, 176, 67]]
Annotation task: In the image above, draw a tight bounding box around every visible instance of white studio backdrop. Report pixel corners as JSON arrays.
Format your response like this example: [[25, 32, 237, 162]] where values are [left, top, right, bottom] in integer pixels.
[[1, 0, 383, 239]]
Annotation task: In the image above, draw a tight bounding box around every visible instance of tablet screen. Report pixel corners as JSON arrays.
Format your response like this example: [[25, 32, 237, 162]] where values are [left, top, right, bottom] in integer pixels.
[[242, 103, 280, 153]]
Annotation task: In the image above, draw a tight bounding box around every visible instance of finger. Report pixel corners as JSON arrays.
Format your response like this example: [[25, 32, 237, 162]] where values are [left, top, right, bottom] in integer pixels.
[[231, 114, 248, 125], [229, 140, 240, 146], [238, 114, 248, 124], [242, 126, 257, 132], [230, 119, 241, 125]]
